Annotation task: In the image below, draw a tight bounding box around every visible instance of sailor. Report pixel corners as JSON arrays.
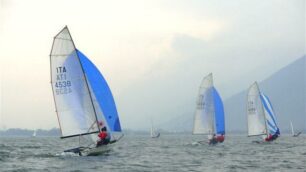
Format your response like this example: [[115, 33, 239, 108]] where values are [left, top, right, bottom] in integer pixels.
[[96, 121, 111, 147], [208, 134, 218, 145], [265, 134, 273, 142], [103, 126, 111, 144], [265, 129, 280, 142], [271, 129, 280, 141], [271, 134, 278, 141], [97, 127, 110, 146]]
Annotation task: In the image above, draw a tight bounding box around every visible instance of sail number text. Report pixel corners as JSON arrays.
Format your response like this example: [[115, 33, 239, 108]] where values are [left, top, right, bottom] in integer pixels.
[[55, 66, 72, 95], [248, 101, 256, 114], [197, 95, 205, 109]]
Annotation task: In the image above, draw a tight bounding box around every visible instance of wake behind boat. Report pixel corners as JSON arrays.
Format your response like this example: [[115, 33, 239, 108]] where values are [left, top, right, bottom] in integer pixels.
[[192, 73, 225, 145], [247, 82, 280, 142], [50, 26, 122, 156]]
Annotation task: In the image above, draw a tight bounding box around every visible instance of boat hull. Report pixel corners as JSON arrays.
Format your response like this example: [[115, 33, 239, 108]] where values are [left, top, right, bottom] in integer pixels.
[[151, 133, 160, 138], [82, 144, 113, 156]]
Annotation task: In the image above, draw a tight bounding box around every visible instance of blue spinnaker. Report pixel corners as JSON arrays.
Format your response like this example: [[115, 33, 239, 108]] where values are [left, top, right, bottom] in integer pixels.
[[260, 93, 279, 135], [77, 50, 122, 132], [213, 87, 225, 135]]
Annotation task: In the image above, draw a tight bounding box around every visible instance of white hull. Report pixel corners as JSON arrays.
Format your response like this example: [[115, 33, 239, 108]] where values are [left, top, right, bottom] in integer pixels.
[[82, 144, 113, 156], [151, 132, 160, 138]]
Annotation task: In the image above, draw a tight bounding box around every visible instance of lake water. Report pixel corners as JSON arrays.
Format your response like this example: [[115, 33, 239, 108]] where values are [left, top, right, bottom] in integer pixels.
[[0, 134, 306, 171]]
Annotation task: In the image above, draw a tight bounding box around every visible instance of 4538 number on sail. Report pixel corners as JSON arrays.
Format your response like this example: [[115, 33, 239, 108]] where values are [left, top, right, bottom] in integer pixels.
[[55, 66, 72, 95]]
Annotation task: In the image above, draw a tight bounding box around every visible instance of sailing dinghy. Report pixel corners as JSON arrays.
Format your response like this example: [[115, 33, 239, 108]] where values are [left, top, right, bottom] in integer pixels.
[[150, 120, 160, 138], [32, 130, 37, 137], [247, 82, 280, 142], [290, 121, 301, 137], [192, 73, 225, 145], [50, 26, 122, 156]]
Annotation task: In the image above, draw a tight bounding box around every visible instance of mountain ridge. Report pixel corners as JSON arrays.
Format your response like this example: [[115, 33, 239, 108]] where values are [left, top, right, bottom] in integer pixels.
[[159, 55, 306, 132]]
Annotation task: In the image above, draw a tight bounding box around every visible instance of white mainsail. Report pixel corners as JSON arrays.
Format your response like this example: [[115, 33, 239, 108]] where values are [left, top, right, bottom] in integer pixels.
[[150, 120, 160, 138], [193, 73, 215, 136], [290, 121, 301, 137], [290, 121, 294, 135], [32, 130, 37, 137], [50, 27, 100, 138], [247, 82, 267, 136], [150, 120, 154, 137]]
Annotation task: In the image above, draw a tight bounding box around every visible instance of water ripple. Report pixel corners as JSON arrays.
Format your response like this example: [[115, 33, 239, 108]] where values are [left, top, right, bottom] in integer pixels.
[[0, 135, 306, 171]]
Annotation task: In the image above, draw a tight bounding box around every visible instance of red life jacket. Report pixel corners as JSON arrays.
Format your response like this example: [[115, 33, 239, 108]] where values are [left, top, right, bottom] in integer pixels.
[[98, 132, 107, 139], [265, 134, 273, 141]]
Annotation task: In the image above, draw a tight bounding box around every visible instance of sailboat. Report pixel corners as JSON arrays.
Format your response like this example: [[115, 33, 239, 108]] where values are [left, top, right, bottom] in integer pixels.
[[50, 26, 122, 156], [290, 121, 301, 137], [32, 130, 37, 137], [247, 82, 280, 142], [150, 120, 160, 138], [192, 73, 225, 144]]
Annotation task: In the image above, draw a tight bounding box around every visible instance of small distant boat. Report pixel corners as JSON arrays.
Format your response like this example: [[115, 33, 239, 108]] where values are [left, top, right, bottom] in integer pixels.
[[290, 121, 301, 137], [247, 82, 280, 142], [50, 26, 122, 156], [192, 73, 225, 145], [150, 120, 160, 138], [32, 130, 37, 137]]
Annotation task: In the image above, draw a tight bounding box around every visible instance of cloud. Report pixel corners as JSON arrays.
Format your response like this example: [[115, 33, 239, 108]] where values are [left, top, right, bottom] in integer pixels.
[[0, 0, 305, 130]]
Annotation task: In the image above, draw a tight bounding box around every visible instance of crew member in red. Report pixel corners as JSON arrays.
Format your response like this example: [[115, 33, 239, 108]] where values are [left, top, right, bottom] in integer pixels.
[[209, 134, 218, 145], [96, 121, 110, 147], [97, 127, 109, 146], [265, 134, 273, 142]]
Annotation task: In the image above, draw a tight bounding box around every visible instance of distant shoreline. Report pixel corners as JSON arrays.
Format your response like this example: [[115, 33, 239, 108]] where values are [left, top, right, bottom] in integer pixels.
[[0, 128, 297, 137]]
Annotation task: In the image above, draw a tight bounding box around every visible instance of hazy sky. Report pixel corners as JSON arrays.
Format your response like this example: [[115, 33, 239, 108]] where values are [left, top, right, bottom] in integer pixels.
[[0, 0, 305, 130]]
